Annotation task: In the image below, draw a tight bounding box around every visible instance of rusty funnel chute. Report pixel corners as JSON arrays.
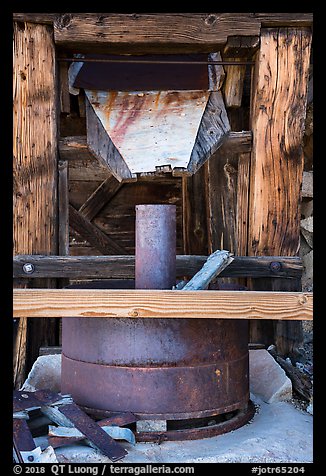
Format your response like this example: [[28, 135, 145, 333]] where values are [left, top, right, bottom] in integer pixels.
[[69, 53, 230, 181]]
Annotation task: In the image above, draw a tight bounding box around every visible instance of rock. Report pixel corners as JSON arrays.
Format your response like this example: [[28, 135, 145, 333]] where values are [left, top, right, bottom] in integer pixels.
[[301, 199, 313, 219], [306, 398, 313, 415], [21, 354, 62, 393], [302, 171, 313, 198], [249, 350, 292, 403], [302, 250, 313, 281], [299, 235, 312, 257], [301, 216, 313, 233]]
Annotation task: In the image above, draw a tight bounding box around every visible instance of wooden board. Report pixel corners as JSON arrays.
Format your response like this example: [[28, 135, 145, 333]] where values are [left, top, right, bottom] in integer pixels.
[[13, 22, 59, 388], [69, 205, 126, 255], [13, 255, 303, 280], [51, 13, 312, 54], [247, 28, 312, 355], [13, 289, 313, 320]]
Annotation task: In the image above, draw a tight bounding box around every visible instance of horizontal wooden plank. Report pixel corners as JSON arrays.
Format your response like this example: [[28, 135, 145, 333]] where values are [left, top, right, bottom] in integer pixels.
[[59, 132, 252, 166], [13, 255, 302, 279], [13, 13, 57, 24], [13, 289, 313, 320], [51, 14, 312, 54]]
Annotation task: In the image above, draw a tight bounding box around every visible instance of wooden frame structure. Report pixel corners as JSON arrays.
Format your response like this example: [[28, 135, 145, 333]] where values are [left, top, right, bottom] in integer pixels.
[[13, 13, 313, 388]]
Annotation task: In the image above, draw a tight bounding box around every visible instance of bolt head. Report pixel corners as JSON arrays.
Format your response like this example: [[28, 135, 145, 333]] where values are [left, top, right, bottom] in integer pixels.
[[22, 263, 35, 274], [28, 455, 34, 462], [270, 261, 282, 272]]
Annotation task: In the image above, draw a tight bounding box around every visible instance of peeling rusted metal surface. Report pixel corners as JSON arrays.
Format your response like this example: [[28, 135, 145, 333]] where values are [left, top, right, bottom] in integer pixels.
[[135, 401, 255, 442], [58, 403, 127, 462], [13, 389, 66, 413], [85, 89, 210, 173], [13, 418, 36, 452], [49, 411, 138, 449]]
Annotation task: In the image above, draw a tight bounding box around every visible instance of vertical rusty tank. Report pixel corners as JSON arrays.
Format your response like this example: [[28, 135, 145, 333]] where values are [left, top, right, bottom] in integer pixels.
[[61, 204, 249, 429]]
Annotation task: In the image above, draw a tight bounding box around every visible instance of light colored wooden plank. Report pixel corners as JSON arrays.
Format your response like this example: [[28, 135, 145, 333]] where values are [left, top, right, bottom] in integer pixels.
[[13, 289, 313, 320]]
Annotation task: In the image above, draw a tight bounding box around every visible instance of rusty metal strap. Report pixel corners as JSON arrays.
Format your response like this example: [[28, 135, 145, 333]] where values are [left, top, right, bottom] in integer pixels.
[[13, 389, 71, 413], [58, 403, 128, 462]]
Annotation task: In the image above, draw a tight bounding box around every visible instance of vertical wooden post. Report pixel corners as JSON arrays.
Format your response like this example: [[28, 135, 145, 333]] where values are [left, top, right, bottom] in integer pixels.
[[182, 166, 209, 256], [248, 28, 312, 356], [13, 21, 59, 387]]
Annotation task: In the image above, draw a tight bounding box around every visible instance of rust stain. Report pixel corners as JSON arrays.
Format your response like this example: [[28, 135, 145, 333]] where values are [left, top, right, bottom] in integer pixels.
[[85, 89, 210, 173]]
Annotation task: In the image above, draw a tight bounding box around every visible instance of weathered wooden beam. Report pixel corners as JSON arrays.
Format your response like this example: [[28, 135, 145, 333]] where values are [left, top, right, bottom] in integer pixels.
[[52, 14, 312, 54], [252, 13, 313, 27], [78, 176, 123, 221], [58, 161, 69, 256], [69, 204, 126, 255], [13, 255, 303, 279], [182, 250, 234, 290], [59, 132, 252, 166], [248, 27, 312, 356], [13, 13, 313, 30], [13, 13, 57, 24], [182, 166, 209, 256], [59, 60, 70, 115], [13, 289, 313, 320], [187, 91, 230, 174], [13, 21, 59, 388]]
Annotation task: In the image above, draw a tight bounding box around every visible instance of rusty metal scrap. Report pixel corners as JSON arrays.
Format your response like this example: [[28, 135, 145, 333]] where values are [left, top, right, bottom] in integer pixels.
[[13, 389, 72, 413], [58, 403, 128, 462]]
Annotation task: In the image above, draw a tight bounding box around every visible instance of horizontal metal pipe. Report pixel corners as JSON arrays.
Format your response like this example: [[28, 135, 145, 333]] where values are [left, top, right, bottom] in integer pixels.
[[58, 57, 255, 65]]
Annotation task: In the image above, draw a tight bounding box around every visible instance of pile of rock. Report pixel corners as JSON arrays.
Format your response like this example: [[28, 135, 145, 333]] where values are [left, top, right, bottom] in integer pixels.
[[300, 69, 313, 293]]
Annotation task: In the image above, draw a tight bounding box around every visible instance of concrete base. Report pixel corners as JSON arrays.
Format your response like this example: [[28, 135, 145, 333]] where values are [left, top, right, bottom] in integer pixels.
[[34, 394, 313, 463]]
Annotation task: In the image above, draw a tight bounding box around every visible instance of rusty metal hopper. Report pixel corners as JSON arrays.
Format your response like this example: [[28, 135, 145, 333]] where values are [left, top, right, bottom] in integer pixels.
[[72, 53, 230, 181]]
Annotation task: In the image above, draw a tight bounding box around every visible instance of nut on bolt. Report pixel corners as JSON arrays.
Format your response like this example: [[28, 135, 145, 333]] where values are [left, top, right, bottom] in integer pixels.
[[22, 263, 35, 274]]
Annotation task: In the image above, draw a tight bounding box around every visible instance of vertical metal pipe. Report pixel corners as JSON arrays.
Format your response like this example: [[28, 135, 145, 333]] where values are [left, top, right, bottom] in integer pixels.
[[135, 204, 176, 290]]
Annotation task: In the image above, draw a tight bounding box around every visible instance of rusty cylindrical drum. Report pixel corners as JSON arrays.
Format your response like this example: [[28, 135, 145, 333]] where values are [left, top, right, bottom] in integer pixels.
[[61, 204, 249, 421]]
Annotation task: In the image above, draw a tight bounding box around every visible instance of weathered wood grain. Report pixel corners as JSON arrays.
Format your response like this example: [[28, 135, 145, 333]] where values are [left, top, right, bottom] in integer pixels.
[[13, 13, 57, 24], [182, 166, 209, 256], [236, 153, 251, 256], [248, 28, 312, 256], [58, 161, 69, 256], [13, 289, 313, 320], [187, 91, 230, 174], [247, 28, 312, 355], [78, 176, 123, 221], [59, 132, 252, 166], [69, 205, 126, 255], [182, 250, 234, 290], [52, 13, 312, 54], [13, 255, 303, 280], [13, 22, 59, 388], [223, 58, 246, 108]]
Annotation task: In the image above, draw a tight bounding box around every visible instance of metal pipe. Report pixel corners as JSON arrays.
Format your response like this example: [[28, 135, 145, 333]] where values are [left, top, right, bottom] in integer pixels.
[[135, 204, 176, 290], [58, 57, 254, 66]]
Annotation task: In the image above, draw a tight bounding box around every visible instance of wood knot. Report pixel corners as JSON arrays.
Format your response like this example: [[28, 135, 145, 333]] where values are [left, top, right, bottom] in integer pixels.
[[298, 294, 308, 305], [205, 14, 218, 26], [129, 309, 139, 317], [55, 13, 72, 29]]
